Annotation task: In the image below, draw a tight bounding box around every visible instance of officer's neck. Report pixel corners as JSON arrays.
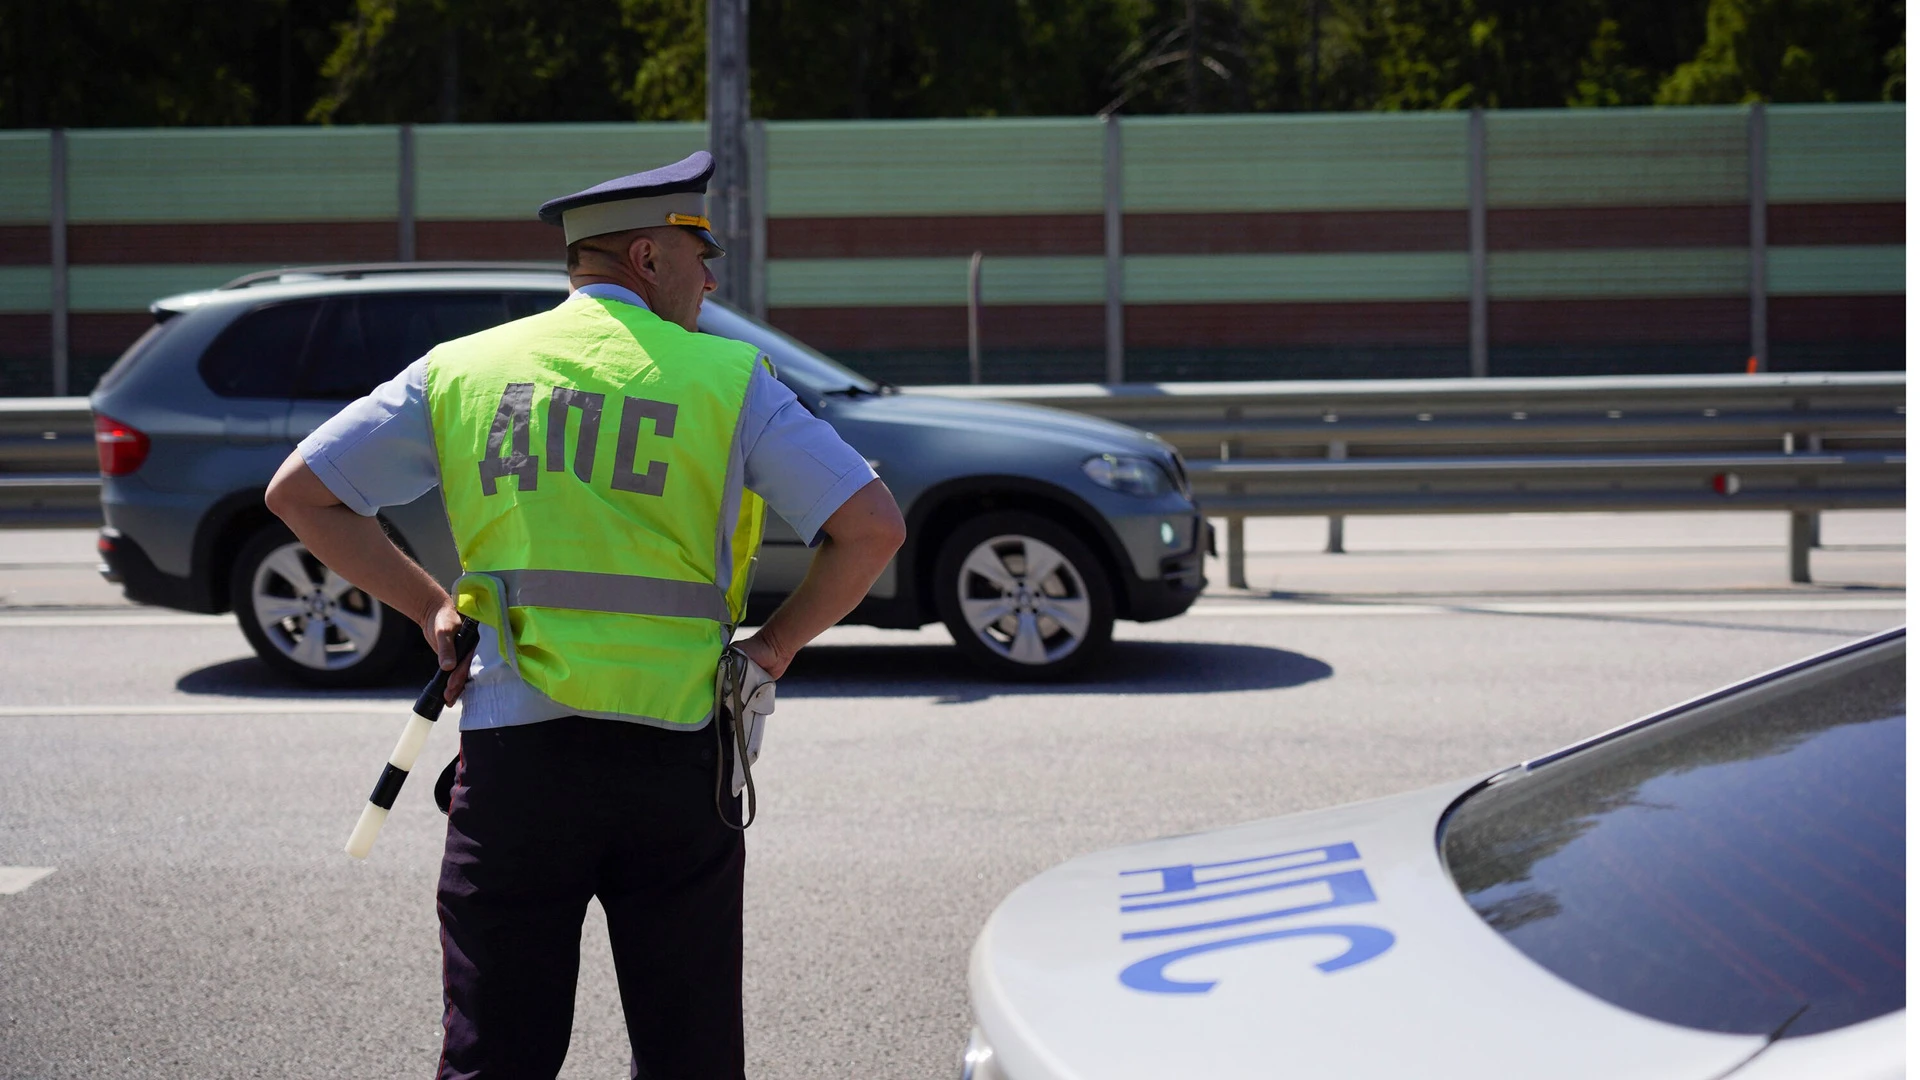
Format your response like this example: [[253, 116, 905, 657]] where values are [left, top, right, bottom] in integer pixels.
[[570, 271, 657, 309]]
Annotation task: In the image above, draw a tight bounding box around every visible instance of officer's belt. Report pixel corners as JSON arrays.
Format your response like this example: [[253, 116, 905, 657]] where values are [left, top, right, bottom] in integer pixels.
[[491, 568, 729, 622]]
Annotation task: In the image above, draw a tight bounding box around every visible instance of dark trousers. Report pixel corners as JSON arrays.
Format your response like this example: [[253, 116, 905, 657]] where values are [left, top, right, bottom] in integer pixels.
[[436, 716, 744, 1080]]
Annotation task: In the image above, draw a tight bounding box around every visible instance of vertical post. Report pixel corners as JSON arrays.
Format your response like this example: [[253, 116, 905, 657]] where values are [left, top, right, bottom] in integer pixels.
[[747, 118, 769, 319], [1325, 439, 1346, 554], [1467, 108, 1488, 379], [707, 0, 751, 306], [49, 129, 68, 398], [396, 124, 417, 262], [1103, 113, 1125, 385], [1226, 516, 1247, 589], [1224, 414, 1245, 588], [967, 251, 984, 384], [1788, 511, 1813, 584], [1748, 103, 1769, 373]]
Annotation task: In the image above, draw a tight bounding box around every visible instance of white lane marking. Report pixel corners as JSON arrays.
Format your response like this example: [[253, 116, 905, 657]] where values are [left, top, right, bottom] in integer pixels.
[[0, 701, 409, 717], [1185, 598, 1907, 618], [0, 867, 56, 894], [0, 613, 232, 628]]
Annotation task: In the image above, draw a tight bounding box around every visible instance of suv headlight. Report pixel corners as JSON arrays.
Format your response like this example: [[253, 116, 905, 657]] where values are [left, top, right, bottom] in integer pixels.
[[1082, 453, 1173, 497]]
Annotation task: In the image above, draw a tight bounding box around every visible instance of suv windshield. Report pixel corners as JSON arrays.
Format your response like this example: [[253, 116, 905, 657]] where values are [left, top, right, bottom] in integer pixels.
[[698, 302, 879, 398], [1440, 633, 1904, 1039]]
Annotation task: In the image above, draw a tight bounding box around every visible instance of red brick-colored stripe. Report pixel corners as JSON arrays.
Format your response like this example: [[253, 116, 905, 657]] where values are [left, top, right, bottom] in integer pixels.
[[769, 305, 1102, 350], [1488, 206, 1748, 250], [417, 220, 557, 261], [1490, 298, 1748, 345], [0, 226, 49, 265], [1125, 302, 1466, 346], [1124, 211, 1466, 254], [64, 223, 399, 264], [0, 313, 50, 358], [72, 312, 157, 356], [1770, 295, 1903, 342], [1768, 203, 1904, 246], [769, 215, 1102, 258]]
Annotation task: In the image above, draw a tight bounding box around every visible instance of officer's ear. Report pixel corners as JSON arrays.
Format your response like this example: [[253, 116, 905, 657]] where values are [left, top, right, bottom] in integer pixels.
[[625, 234, 661, 284]]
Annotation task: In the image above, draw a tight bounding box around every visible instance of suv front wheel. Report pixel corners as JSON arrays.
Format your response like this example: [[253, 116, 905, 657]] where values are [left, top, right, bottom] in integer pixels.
[[229, 524, 416, 687], [934, 511, 1115, 680]]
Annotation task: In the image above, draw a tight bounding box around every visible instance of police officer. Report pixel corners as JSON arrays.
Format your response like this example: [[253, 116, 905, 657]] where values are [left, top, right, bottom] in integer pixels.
[[264, 150, 905, 1079]]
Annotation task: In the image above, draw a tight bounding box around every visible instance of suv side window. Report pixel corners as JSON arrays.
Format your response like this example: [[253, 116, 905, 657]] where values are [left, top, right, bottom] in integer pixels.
[[506, 291, 563, 319], [297, 292, 516, 401], [197, 301, 323, 398]]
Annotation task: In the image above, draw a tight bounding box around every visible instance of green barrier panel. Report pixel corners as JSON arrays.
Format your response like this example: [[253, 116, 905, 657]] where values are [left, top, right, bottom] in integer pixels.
[[767, 118, 1103, 218], [1769, 245, 1906, 295], [416, 123, 707, 220], [68, 264, 272, 311], [768, 255, 1103, 306], [1489, 248, 1749, 299], [0, 267, 52, 312], [0, 132, 51, 225], [67, 127, 400, 223], [1487, 106, 1749, 208], [1122, 112, 1470, 213], [1124, 253, 1470, 303], [1769, 104, 1905, 204]]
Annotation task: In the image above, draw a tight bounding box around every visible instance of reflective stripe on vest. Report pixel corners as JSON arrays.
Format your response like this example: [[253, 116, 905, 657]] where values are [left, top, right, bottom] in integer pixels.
[[426, 293, 767, 727], [492, 568, 730, 623]]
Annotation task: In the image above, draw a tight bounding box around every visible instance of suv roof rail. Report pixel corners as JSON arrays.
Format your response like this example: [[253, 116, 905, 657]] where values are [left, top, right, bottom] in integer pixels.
[[217, 261, 566, 290]]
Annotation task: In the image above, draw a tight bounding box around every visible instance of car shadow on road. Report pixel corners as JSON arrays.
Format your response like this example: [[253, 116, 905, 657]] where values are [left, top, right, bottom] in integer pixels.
[[174, 641, 1331, 704], [779, 640, 1331, 703], [175, 656, 423, 699]]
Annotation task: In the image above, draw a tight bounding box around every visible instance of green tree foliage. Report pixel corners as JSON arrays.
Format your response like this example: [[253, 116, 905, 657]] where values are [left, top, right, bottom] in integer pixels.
[[0, 0, 350, 127], [1655, 0, 1892, 103], [0, 0, 1905, 127]]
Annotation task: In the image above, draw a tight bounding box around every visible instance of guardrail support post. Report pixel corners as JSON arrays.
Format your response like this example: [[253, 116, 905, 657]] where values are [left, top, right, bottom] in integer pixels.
[[396, 124, 416, 261], [748, 118, 769, 319], [967, 251, 984, 384], [1103, 113, 1125, 386], [1226, 515, 1247, 589], [1326, 440, 1347, 553], [1788, 511, 1814, 584], [49, 129, 68, 397], [1467, 108, 1488, 379], [1748, 103, 1768, 374]]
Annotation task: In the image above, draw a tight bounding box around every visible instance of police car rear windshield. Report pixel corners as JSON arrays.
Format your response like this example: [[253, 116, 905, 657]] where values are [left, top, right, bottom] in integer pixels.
[[1440, 632, 1904, 1039]]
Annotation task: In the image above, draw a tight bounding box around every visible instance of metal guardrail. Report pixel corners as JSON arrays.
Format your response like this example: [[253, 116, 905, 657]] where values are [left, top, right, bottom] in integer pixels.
[[0, 398, 101, 528], [2, 373, 1906, 582], [915, 372, 1906, 584]]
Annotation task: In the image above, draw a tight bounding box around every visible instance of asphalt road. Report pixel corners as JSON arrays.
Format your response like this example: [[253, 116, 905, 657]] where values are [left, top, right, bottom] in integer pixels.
[[0, 511, 1904, 1079]]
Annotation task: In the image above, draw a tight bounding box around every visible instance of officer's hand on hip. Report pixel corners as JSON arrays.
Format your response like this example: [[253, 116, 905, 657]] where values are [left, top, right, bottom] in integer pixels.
[[421, 595, 474, 704], [734, 632, 789, 681]]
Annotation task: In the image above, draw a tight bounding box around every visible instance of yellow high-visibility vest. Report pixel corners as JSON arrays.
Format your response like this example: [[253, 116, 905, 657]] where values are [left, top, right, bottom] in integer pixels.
[[426, 292, 767, 727]]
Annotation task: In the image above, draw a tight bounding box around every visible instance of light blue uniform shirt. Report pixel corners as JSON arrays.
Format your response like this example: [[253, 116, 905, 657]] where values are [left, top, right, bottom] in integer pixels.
[[297, 284, 877, 729]]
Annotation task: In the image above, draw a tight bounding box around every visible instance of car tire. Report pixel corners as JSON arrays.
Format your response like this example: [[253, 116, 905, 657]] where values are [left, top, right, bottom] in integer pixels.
[[933, 511, 1115, 680], [229, 523, 416, 687]]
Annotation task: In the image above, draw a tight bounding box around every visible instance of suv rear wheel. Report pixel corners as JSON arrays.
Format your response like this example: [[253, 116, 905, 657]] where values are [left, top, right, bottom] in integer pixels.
[[229, 524, 416, 687], [933, 511, 1114, 680]]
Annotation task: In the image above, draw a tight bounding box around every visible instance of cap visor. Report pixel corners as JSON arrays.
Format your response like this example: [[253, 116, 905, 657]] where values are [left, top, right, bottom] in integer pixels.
[[691, 227, 725, 260]]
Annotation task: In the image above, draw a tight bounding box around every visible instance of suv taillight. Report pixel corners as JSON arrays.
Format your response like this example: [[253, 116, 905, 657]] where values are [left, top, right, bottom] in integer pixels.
[[93, 413, 150, 476]]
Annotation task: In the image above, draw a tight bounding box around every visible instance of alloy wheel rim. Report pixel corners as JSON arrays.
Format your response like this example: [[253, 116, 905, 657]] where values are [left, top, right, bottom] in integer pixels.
[[955, 534, 1092, 666], [249, 542, 383, 671]]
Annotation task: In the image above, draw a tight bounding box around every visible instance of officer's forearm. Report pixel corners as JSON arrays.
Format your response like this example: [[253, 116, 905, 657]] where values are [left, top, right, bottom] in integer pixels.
[[265, 454, 450, 630], [749, 480, 904, 674]]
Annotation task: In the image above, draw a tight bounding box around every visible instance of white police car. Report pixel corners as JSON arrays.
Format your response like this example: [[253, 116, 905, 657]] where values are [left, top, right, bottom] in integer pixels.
[[962, 628, 1905, 1079]]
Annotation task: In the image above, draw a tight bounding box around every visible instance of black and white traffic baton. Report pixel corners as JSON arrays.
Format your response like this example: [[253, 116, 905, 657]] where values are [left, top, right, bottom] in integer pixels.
[[344, 617, 479, 859]]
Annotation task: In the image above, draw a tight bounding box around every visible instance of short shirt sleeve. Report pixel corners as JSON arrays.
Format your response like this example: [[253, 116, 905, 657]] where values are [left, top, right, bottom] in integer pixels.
[[739, 366, 878, 545], [296, 357, 441, 516]]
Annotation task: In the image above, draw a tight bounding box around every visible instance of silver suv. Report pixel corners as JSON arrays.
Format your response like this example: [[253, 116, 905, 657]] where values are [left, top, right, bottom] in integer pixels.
[[90, 264, 1206, 684]]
